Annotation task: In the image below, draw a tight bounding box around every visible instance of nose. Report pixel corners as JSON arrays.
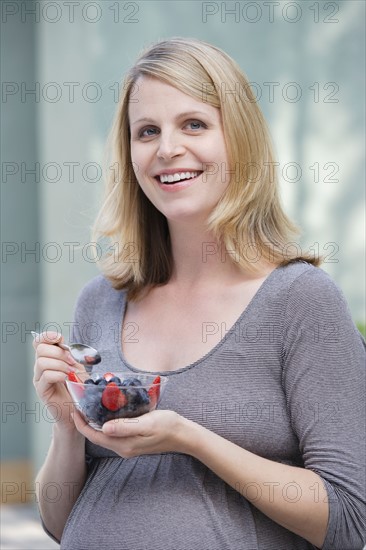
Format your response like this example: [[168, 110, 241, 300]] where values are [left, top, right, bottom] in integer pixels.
[[156, 130, 185, 160]]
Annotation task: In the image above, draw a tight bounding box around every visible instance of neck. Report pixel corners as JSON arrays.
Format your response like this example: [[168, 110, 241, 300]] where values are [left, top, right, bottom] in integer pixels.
[[166, 220, 272, 291]]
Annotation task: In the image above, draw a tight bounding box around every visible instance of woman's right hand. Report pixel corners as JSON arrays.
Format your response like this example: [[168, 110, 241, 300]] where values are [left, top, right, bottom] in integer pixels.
[[33, 331, 84, 431]]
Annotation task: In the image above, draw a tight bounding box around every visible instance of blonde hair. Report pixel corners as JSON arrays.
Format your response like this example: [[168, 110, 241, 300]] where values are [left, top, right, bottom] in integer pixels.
[[92, 37, 320, 301]]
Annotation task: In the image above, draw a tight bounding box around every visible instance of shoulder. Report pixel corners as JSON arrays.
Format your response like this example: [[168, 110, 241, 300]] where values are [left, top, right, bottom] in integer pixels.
[[70, 275, 126, 344], [266, 261, 348, 316], [279, 261, 349, 315], [277, 262, 365, 347], [75, 274, 113, 299], [275, 260, 336, 289], [74, 274, 126, 311]]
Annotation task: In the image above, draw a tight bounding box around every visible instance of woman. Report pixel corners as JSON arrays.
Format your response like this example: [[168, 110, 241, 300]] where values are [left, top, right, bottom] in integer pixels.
[[33, 38, 365, 549]]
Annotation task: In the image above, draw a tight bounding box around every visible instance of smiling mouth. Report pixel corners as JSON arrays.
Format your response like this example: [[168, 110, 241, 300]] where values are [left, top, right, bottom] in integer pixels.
[[155, 171, 203, 184]]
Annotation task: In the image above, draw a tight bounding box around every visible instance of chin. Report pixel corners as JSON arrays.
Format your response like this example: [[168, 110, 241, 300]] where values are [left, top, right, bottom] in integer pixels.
[[164, 208, 211, 224]]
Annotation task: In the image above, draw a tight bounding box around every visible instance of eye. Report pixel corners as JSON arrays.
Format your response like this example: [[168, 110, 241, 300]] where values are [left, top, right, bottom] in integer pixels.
[[185, 120, 206, 131], [138, 126, 159, 138]]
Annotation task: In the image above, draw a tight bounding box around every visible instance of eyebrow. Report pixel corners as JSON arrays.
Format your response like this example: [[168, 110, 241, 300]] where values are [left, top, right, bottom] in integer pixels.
[[130, 111, 210, 127]]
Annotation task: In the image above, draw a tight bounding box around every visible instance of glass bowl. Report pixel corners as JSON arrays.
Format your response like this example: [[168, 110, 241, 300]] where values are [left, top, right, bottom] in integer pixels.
[[66, 371, 168, 430]]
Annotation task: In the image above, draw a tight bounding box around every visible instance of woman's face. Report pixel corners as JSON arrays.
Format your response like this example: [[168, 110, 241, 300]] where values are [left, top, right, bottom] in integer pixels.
[[128, 76, 231, 224]]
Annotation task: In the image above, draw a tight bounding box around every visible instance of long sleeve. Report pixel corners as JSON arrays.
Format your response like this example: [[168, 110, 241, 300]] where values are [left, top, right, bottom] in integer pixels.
[[281, 267, 366, 549]]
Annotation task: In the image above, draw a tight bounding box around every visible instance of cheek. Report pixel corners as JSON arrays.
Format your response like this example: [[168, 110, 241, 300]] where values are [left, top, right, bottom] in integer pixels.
[[130, 147, 152, 177], [129, 147, 138, 166], [130, 152, 145, 182]]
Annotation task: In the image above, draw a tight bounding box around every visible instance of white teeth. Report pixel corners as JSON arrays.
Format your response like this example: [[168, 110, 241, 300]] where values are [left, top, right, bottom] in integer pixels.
[[159, 171, 200, 183]]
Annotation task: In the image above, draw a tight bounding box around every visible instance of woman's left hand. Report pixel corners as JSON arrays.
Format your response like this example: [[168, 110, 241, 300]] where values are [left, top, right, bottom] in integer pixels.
[[72, 409, 191, 458]]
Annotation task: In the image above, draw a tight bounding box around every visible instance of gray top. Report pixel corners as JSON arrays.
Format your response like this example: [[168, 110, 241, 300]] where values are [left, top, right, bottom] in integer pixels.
[[49, 262, 365, 549]]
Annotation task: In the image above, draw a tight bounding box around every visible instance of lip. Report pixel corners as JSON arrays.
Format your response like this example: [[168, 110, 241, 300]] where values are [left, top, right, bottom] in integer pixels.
[[156, 172, 202, 192], [154, 168, 203, 177]]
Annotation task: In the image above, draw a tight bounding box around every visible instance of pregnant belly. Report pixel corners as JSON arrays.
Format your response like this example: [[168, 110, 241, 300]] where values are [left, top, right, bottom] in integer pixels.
[[59, 454, 258, 550]]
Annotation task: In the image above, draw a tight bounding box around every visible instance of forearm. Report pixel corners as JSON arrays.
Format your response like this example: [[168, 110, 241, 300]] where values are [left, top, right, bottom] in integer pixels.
[[36, 424, 87, 542], [178, 418, 329, 548]]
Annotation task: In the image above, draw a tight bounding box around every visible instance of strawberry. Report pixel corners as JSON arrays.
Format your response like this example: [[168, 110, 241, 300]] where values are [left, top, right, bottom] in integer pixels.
[[67, 371, 81, 383], [66, 371, 84, 399], [101, 382, 127, 411], [103, 372, 115, 382], [147, 376, 161, 405]]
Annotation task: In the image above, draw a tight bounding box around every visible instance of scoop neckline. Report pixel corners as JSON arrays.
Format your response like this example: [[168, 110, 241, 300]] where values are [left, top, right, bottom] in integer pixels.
[[115, 265, 283, 376]]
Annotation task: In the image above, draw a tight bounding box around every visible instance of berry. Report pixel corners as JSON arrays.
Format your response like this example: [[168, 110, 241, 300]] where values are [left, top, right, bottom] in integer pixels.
[[68, 373, 165, 427], [101, 382, 127, 411], [95, 403, 108, 423], [67, 371, 81, 383], [125, 387, 150, 406], [135, 387, 150, 405], [84, 384, 100, 397], [79, 385, 101, 420], [121, 377, 143, 387], [83, 398, 101, 422], [109, 376, 122, 385], [147, 376, 161, 404]]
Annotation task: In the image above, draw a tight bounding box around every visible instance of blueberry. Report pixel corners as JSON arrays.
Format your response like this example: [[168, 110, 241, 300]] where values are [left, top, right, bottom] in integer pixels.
[[121, 377, 142, 387], [85, 378, 95, 385], [103, 410, 120, 423], [108, 376, 121, 385], [131, 388, 150, 406], [85, 385, 101, 398], [80, 385, 103, 421], [96, 403, 108, 422], [83, 399, 100, 422], [124, 401, 150, 417], [96, 378, 108, 387], [124, 387, 139, 403], [138, 388, 150, 404]]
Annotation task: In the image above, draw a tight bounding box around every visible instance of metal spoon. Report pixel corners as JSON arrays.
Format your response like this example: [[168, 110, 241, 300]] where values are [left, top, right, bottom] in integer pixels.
[[31, 331, 101, 373]]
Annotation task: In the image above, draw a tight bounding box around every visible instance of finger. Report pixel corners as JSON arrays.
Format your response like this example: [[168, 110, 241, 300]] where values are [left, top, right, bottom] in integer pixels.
[[36, 342, 66, 358], [35, 344, 79, 372], [72, 410, 111, 445], [73, 412, 140, 458], [102, 416, 144, 436], [32, 331, 66, 353], [32, 330, 64, 347], [34, 356, 76, 382], [35, 369, 68, 390]]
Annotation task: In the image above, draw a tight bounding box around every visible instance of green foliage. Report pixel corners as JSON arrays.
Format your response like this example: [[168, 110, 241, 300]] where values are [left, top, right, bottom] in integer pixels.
[[356, 322, 366, 338]]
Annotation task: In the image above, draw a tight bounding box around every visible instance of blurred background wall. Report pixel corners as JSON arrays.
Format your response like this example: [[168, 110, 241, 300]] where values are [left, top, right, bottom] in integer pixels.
[[1, 0, 365, 510]]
